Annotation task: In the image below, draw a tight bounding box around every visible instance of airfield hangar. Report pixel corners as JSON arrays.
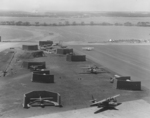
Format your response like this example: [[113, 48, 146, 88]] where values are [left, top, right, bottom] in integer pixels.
[[22, 45, 38, 51]]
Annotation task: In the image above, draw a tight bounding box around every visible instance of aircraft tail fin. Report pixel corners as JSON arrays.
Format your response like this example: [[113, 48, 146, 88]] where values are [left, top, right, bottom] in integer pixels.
[[90, 95, 97, 103]]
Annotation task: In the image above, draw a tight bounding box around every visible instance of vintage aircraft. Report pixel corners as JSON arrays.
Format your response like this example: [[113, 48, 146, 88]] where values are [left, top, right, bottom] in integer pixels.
[[26, 96, 62, 108], [82, 47, 94, 51], [90, 94, 121, 113], [81, 65, 107, 74], [40, 45, 54, 50], [29, 65, 45, 71]]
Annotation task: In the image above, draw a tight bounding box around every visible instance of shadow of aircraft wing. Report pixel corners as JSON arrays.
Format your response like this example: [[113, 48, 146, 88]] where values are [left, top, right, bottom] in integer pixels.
[[94, 103, 122, 114], [94, 107, 108, 114]]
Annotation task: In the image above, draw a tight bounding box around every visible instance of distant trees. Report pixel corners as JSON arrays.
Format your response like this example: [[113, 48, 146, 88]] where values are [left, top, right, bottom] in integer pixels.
[[124, 22, 133, 26], [23, 22, 31, 26], [52, 23, 57, 26], [9, 21, 15, 25], [90, 21, 94, 25], [81, 21, 85, 25], [114, 23, 123, 26], [65, 21, 70, 26], [72, 21, 77, 25], [136, 22, 150, 26], [59, 22, 63, 26], [16, 21, 23, 26], [35, 22, 40, 26], [1, 20, 150, 27], [43, 22, 48, 26]]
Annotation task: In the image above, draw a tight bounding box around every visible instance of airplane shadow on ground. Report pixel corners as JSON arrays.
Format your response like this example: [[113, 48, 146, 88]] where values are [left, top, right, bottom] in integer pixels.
[[94, 103, 122, 114]]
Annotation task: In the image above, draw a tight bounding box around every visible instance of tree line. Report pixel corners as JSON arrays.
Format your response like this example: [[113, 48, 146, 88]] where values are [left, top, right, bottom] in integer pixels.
[[0, 21, 150, 27]]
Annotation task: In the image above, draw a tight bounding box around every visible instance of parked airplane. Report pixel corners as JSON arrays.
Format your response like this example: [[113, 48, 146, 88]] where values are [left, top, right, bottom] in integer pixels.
[[82, 47, 94, 51], [81, 65, 107, 74], [26, 96, 62, 108], [90, 94, 121, 113], [30, 65, 45, 71]]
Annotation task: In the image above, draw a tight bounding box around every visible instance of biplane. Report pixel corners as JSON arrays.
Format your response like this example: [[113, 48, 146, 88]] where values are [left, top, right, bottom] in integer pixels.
[[29, 65, 45, 71], [90, 94, 121, 113], [40, 44, 54, 50], [80, 65, 108, 74], [25, 96, 62, 108]]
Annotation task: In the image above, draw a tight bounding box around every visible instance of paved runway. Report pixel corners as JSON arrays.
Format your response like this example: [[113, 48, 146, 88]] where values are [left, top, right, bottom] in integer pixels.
[[71, 44, 150, 89]]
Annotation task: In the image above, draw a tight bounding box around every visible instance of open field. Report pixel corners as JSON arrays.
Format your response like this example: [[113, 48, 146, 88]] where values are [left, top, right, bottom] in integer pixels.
[[71, 45, 150, 88], [0, 25, 150, 118], [0, 47, 147, 118], [1, 25, 150, 42], [0, 27, 33, 40]]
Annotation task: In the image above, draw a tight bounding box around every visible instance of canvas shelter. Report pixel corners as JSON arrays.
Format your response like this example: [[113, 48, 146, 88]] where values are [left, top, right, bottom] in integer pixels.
[[23, 91, 61, 108], [22, 61, 46, 70], [39, 41, 53, 46], [116, 80, 141, 90], [56, 48, 73, 55], [32, 50, 45, 57], [113, 76, 141, 90], [31, 73, 54, 83], [66, 54, 86, 61], [22, 45, 38, 51]]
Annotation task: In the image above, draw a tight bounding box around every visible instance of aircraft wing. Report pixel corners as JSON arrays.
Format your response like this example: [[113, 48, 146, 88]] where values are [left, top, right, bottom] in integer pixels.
[[107, 94, 120, 100], [90, 99, 107, 106], [44, 100, 59, 106], [90, 94, 120, 106]]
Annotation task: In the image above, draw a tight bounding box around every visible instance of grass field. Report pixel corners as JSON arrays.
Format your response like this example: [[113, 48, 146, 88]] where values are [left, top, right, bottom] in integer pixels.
[[1, 16, 150, 24], [1, 25, 150, 42], [0, 47, 147, 118], [0, 26, 33, 40], [0, 25, 150, 118]]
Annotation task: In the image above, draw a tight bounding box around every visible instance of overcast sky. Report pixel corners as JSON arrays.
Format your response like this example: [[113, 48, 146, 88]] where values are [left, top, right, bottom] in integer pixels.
[[1, 0, 150, 12]]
